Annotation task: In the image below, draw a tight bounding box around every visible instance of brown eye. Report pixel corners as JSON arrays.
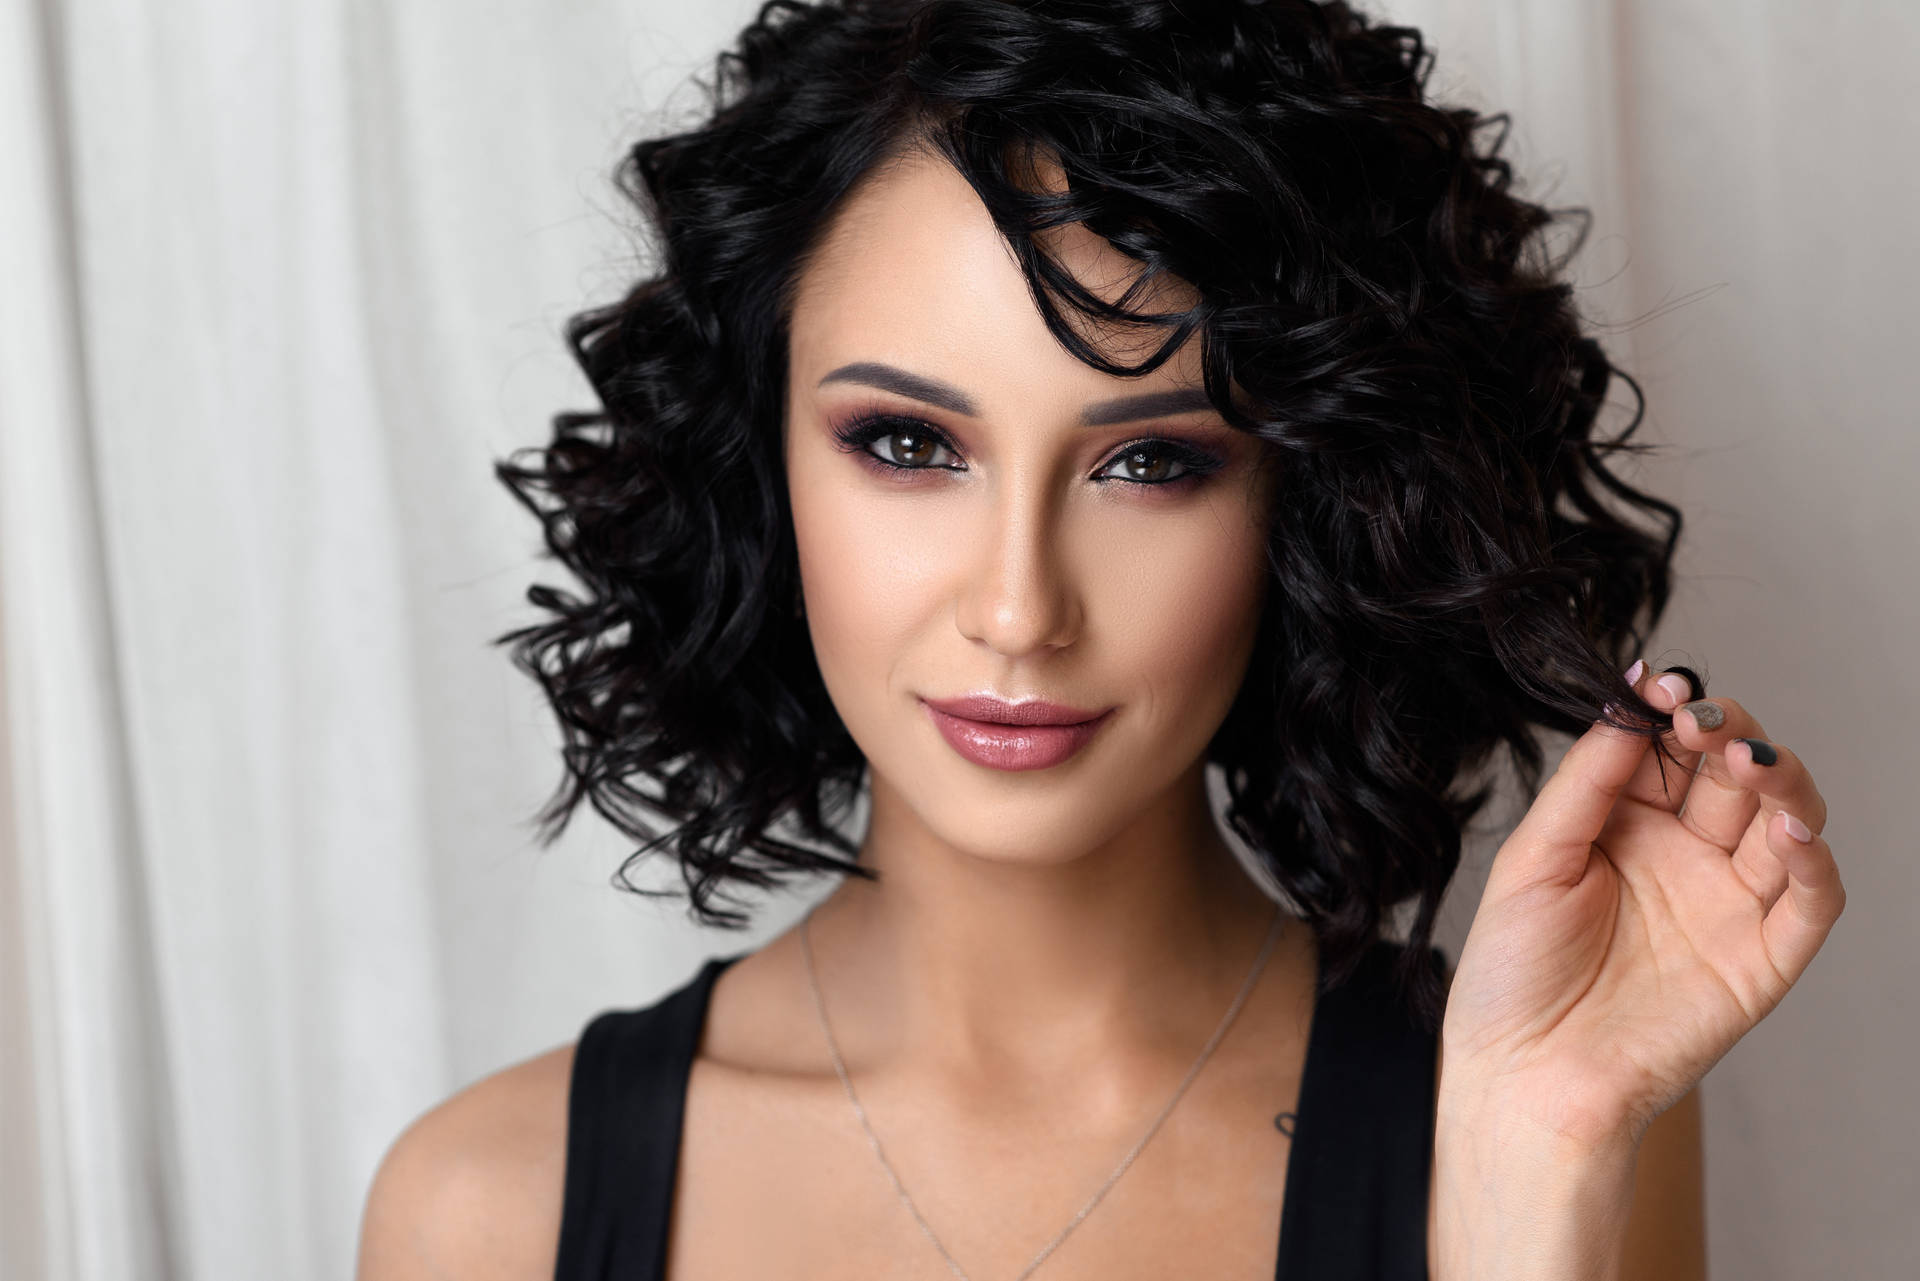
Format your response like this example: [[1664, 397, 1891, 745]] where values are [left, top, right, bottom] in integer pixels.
[[882, 430, 942, 467], [829, 412, 965, 474], [1115, 447, 1175, 482], [1096, 440, 1219, 486]]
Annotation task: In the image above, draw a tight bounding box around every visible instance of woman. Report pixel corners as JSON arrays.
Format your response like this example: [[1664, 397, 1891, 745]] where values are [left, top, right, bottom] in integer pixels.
[[357, 2, 1843, 1277]]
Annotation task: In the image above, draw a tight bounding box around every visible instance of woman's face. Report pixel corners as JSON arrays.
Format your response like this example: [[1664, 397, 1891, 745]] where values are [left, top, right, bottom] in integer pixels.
[[783, 145, 1277, 867]]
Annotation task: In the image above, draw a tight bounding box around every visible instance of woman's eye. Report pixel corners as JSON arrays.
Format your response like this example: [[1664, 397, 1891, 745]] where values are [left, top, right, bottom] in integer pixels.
[[870, 427, 957, 469], [830, 414, 963, 472], [1097, 443, 1201, 485]]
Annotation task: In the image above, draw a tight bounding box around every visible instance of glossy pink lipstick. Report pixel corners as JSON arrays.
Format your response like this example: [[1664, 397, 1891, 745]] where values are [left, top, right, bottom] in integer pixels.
[[920, 694, 1113, 772]]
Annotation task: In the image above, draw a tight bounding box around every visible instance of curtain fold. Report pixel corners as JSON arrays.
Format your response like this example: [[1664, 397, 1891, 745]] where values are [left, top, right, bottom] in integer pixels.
[[1, 1, 178, 1277], [3, 0, 454, 1275]]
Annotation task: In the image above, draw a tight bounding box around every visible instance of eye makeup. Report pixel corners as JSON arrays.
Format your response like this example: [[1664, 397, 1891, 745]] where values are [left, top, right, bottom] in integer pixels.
[[825, 407, 1231, 490]]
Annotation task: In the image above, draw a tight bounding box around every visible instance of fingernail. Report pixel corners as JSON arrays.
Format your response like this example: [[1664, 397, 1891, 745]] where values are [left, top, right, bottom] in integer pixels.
[[1681, 699, 1725, 731], [1782, 812, 1812, 843], [1623, 659, 1646, 685], [1655, 673, 1692, 705], [1734, 737, 1777, 766]]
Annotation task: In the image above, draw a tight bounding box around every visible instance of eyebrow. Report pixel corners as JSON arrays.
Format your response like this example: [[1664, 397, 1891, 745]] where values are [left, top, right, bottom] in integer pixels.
[[816, 361, 1217, 426]]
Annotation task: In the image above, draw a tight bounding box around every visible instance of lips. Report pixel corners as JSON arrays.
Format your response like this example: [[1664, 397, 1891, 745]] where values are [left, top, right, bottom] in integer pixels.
[[922, 694, 1106, 726], [920, 694, 1113, 772]]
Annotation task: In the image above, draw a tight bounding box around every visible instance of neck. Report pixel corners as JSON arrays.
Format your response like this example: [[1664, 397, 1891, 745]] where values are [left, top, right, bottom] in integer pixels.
[[801, 758, 1290, 1079]]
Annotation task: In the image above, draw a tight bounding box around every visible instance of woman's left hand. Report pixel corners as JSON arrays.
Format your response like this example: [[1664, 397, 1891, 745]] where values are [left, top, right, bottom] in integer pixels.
[[1439, 661, 1845, 1149]]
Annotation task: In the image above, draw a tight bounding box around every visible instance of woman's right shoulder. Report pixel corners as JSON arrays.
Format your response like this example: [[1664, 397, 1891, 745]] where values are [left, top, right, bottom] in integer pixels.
[[353, 1039, 578, 1281]]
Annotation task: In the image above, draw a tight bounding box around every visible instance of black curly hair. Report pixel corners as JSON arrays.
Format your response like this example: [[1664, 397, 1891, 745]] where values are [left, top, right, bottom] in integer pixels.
[[494, 0, 1693, 1030]]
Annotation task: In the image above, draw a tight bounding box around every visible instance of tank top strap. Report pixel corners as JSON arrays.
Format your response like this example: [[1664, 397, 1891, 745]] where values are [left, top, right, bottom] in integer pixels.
[[1273, 938, 1448, 1281], [553, 953, 742, 1281]]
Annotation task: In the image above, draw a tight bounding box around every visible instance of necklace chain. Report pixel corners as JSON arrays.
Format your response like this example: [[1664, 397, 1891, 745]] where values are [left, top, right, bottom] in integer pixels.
[[798, 903, 1286, 1281]]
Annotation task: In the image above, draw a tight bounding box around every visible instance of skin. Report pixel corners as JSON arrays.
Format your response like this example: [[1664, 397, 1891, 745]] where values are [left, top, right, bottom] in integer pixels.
[[354, 143, 1737, 1279], [1432, 660, 1839, 1278]]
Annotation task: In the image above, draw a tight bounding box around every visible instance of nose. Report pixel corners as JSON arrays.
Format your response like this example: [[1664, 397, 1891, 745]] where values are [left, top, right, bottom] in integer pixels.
[[953, 477, 1084, 658]]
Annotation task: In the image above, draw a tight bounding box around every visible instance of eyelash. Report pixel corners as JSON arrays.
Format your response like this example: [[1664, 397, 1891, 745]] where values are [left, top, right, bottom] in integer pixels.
[[827, 410, 1228, 489]]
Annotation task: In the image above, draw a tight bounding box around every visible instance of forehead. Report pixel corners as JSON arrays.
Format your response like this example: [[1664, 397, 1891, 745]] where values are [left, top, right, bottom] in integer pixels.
[[787, 143, 1206, 399]]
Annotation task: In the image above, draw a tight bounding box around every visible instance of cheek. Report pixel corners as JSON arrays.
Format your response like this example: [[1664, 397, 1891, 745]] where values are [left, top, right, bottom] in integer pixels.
[[789, 466, 960, 717], [1097, 503, 1269, 721]]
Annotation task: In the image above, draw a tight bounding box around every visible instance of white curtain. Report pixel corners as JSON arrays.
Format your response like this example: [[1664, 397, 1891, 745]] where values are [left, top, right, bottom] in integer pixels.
[[1, 2, 1912, 1279]]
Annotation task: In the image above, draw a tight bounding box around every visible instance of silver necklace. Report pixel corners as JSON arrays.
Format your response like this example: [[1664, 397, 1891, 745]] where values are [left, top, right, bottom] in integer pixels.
[[798, 903, 1286, 1281]]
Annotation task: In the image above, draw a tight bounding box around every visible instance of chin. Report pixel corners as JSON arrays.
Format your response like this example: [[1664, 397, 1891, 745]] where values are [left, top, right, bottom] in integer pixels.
[[908, 766, 1145, 863]]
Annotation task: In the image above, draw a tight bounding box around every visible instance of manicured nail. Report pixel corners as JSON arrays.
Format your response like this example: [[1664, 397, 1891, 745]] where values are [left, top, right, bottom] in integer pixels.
[[1733, 737, 1777, 766], [1623, 659, 1646, 685], [1681, 699, 1725, 731], [1654, 673, 1691, 705], [1782, 813, 1812, 843]]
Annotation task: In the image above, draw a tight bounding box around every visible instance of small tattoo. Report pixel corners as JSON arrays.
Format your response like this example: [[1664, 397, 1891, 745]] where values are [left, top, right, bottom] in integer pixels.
[[1273, 1111, 1296, 1137]]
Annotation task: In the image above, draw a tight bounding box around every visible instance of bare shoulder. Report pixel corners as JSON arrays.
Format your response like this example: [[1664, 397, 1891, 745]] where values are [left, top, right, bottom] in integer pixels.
[[354, 1042, 576, 1281]]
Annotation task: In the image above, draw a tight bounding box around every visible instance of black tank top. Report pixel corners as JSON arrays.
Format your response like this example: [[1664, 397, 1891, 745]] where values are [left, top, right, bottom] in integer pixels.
[[555, 936, 1445, 1280]]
